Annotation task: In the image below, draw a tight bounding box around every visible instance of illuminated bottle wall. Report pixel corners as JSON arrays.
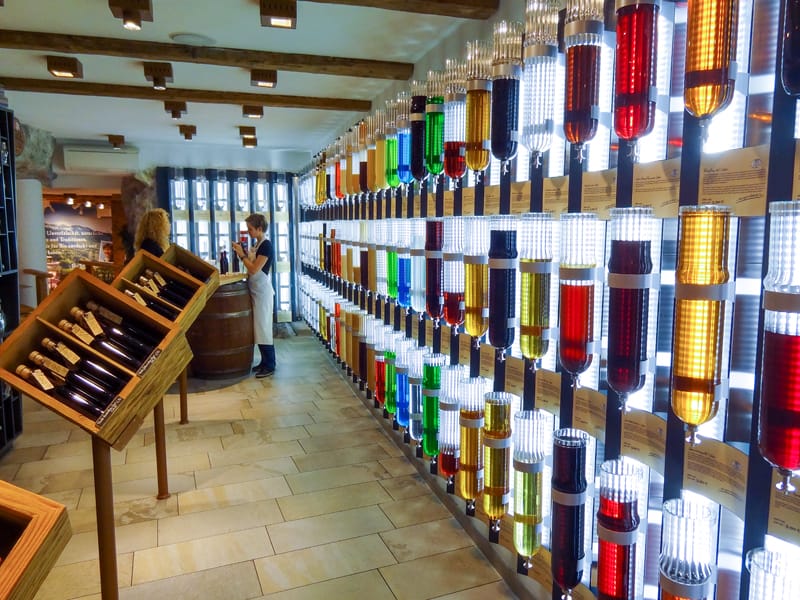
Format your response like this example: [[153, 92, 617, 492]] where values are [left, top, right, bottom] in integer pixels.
[[464, 216, 490, 341], [443, 217, 465, 328], [444, 59, 468, 180], [425, 70, 446, 177], [519, 212, 553, 368], [410, 79, 428, 183], [439, 364, 466, 493], [465, 40, 493, 174], [513, 409, 550, 568], [490, 20, 524, 165]]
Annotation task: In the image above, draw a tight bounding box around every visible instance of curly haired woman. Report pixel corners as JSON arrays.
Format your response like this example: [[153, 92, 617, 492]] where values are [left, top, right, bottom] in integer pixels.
[[134, 208, 171, 257]]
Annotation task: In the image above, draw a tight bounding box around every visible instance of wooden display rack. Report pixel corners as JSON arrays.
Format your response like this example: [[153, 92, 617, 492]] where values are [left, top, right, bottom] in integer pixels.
[[114, 247, 219, 424], [0, 481, 71, 600], [0, 269, 194, 600]]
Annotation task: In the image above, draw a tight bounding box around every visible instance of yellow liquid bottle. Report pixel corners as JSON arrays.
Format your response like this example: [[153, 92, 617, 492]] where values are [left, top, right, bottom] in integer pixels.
[[483, 393, 513, 524], [465, 88, 491, 172], [513, 470, 543, 561], [684, 0, 738, 122], [375, 135, 388, 190], [318, 233, 325, 270], [457, 408, 484, 503], [671, 205, 731, 443], [520, 264, 551, 361], [464, 261, 489, 338]]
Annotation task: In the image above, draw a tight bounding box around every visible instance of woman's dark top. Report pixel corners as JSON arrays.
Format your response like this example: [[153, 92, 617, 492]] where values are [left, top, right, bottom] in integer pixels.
[[255, 239, 274, 276], [140, 238, 164, 257]]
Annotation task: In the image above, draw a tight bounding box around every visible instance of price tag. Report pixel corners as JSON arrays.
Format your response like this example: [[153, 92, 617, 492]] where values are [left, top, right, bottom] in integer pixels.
[[505, 356, 525, 397], [768, 471, 800, 546], [699, 145, 768, 216], [425, 319, 434, 347], [543, 176, 568, 214], [535, 369, 561, 417], [54, 342, 81, 366], [633, 157, 680, 218], [151, 270, 168, 287], [573, 387, 606, 442], [581, 169, 617, 219], [683, 438, 748, 519], [621, 409, 666, 475]]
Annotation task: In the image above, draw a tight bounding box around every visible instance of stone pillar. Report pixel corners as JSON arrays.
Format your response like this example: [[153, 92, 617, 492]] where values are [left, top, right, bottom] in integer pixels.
[[17, 179, 47, 308]]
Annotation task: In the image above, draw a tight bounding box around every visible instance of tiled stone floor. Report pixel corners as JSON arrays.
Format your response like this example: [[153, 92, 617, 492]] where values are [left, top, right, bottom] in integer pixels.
[[1, 327, 519, 600]]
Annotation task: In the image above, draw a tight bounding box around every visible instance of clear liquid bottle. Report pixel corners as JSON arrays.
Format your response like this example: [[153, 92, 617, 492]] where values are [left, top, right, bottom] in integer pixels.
[[410, 219, 427, 315], [659, 499, 717, 600], [405, 347, 428, 437]]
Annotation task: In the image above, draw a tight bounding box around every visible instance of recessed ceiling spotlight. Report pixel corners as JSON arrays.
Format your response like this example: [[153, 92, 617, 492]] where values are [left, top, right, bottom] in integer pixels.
[[46, 55, 83, 79], [239, 125, 257, 139], [97, 202, 105, 210], [66, 195, 74, 205], [250, 69, 277, 89], [84, 200, 93, 208], [243, 105, 264, 119], [260, 0, 296, 29], [243, 137, 258, 148], [108, 0, 153, 31]]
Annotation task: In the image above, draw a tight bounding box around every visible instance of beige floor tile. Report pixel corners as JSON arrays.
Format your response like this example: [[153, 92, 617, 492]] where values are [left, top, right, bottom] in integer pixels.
[[292, 444, 392, 473], [267, 505, 394, 553], [0, 444, 47, 465], [220, 426, 310, 450], [77, 474, 196, 510], [433, 581, 519, 599], [258, 569, 395, 600], [142, 421, 235, 445], [119, 561, 262, 600], [34, 553, 134, 600], [42, 488, 83, 511], [57, 520, 157, 565], [159, 498, 283, 545], [131, 527, 273, 585], [124, 437, 223, 464], [240, 402, 319, 420], [69, 495, 179, 534], [302, 416, 378, 437], [277, 481, 392, 521], [297, 429, 388, 454], [16, 452, 125, 480], [113, 453, 210, 483], [285, 461, 390, 494], [208, 440, 305, 468], [231, 413, 316, 433], [177, 475, 291, 514], [380, 547, 501, 600], [376, 438, 405, 457], [379, 473, 432, 500], [9, 469, 96, 495], [310, 406, 372, 423], [254, 534, 396, 595], [0, 462, 18, 480], [15, 429, 71, 449], [380, 518, 473, 562], [195, 457, 298, 489], [379, 456, 418, 477], [379, 493, 452, 528]]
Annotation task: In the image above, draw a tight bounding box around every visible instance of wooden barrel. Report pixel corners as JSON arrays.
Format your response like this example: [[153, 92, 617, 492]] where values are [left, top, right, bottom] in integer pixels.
[[187, 279, 254, 379]]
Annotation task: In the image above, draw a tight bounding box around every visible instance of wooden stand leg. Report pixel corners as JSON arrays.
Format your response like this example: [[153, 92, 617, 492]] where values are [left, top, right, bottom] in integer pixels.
[[179, 367, 189, 424], [91, 437, 119, 600], [153, 400, 170, 500]]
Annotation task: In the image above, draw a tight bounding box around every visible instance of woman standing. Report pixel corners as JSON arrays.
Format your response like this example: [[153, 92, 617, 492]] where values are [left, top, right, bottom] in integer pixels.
[[233, 213, 275, 378], [134, 208, 171, 258]]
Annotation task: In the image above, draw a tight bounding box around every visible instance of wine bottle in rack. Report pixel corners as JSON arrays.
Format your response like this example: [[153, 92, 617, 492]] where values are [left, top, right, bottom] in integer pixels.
[[41, 337, 128, 393], [138, 275, 187, 307], [57, 319, 142, 370], [28, 351, 116, 405], [16, 364, 105, 420], [85, 300, 163, 347], [123, 288, 179, 320], [69, 306, 154, 360], [143, 268, 195, 303]]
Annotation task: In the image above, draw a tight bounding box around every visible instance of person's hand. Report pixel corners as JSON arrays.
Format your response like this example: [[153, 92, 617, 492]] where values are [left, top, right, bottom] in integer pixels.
[[232, 242, 244, 260]]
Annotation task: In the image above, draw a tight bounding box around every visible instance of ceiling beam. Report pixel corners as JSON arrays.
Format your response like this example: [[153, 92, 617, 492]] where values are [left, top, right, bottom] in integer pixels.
[[0, 77, 371, 112], [0, 29, 413, 81], [304, 0, 498, 19]]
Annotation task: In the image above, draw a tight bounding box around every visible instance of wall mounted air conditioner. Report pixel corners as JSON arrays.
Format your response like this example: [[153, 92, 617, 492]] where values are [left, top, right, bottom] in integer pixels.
[[62, 145, 140, 174]]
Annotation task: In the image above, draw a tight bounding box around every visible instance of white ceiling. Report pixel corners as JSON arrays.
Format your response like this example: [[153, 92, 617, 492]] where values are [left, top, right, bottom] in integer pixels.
[[0, 0, 486, 177]]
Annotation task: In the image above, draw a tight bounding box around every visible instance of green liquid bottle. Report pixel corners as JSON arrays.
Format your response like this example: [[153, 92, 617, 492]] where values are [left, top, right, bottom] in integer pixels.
[[422, 354, 448, 459], [386, 248, 399, 300], [386, 136, 400, 188], [384, 349, 397, 415], [425, 70, 445, 176]]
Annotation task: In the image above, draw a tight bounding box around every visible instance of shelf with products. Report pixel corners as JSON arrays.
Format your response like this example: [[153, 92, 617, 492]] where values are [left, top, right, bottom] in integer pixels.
[[0, 480, 71, 600], [0, 269, 191, 451], [160, 244, 219, 301]]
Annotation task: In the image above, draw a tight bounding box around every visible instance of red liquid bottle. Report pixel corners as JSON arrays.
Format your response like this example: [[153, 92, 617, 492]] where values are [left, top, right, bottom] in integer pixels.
[[606, 208, 655, 407], [551, 428, 589, 599], [597, 458, 642, 600], [443, 216, 465, 327], [614, 1, 659, 143], [444, 142, 466, 179], [425, 219, 444, 324]]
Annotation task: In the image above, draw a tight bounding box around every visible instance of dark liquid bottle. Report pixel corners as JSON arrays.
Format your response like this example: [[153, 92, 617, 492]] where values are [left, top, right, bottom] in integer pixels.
[[425, 219, 444, 323], [559, 283, 594, 377], [782, 0, 800, 96], [16, 365, 105, 420], [488, 225, 517, 350], [614, 2, 659, 141], [490, 77, 520, 162], [58, 319, 142, 371], [145, 268, 195, 300], [444, 141, 467, 179], [607, 240, 651, 396], [359, 160, 369, 193], [564, 44, 601, 145], [29, 351, 115, 406], [551, 428, 588, 596], [410, 91, 428, 182], [139, 276, 187, 308], [219, 250, 230, 275], [41, 337, 127, 394], [87, 302, 162, 348], [71, 307, 154, 361], [124, 289, 179, 321], [360, 248, 370, 290]]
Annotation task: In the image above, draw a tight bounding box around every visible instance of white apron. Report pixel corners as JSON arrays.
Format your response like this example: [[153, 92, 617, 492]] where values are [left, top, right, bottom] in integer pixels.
[[248, 240, 274, 345]]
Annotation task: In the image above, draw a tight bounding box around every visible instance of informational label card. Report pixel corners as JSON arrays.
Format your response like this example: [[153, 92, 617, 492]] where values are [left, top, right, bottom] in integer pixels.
[[505, 356, 525, 397], [768, 470, 800, 546], [443, 190, 454, 216], [425, 318, 434, 346], [483, 184, 500, 215], [621, 409, 666, 475], [511, 181, 531, 214], [543, 176, 569, 214], [698, 145, 769, 216], [461, 187, 475, 216], [632, 157, 680, 217], [573, 387, 606, 442], [459, 333, 472, 367], [480, 343, 495, 379], [683, 439, 748, 519], [581, 169, 617, 219], [535, 369, 561, 417]]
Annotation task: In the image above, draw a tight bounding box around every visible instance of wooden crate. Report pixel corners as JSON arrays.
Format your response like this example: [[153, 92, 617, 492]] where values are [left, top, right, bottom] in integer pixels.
[[161, 244, 220, 300], [0, 270, 192, 450], [114, 250, 210, 332], [0, 481, 71, 600]]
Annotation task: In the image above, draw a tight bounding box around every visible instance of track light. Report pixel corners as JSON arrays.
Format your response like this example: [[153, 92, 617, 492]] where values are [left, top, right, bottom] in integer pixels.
[[243, 105, 264, 119], [46, 56, 83, 79], [243, 138, 258, 148], [66, 195, 74, 205], [250, 69, 277, 88], [260, 0, 296, 29], [108, 0, 153, 31]]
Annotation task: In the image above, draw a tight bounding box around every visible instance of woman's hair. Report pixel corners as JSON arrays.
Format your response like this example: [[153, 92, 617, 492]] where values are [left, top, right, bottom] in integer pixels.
[[134, 208, 171, 252], [245, 213, 267, 232]]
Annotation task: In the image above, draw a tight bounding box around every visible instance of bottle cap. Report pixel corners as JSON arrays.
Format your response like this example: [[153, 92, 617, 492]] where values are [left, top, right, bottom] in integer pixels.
[[15, 364, 31, 377], [70, 306, 84, 320], [58, 319, 72, 330], [29, 351, 44, 364], [41, 337, 55, 348]]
